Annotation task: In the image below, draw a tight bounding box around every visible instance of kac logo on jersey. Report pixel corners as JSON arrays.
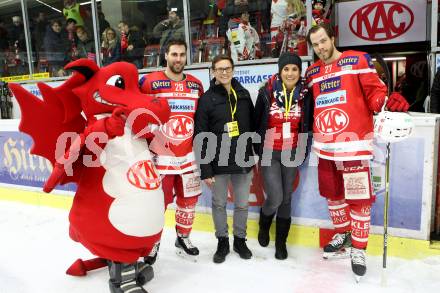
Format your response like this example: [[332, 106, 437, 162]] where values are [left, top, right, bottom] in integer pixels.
[[161, 115, 194, 140], [151, 80, 171, 90], [186, 81, 200, 90], [319, 77, 342, 93], [127, 160, 161, 190], [316, 90, 347, 108], [306, 66, 320, 78], [315, 108, 349, 135], [337, 56, 359, 67]]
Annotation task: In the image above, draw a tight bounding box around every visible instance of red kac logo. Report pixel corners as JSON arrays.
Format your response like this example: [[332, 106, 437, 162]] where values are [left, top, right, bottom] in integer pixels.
[[127, 160, 160, 190], [349, 1, 414, 41], [161, 115, 194, 140], [315, 108, 349, 135]]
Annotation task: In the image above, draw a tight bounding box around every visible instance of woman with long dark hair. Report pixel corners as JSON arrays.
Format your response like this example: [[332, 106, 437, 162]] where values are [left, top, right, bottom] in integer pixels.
[[255, 52, 312, 260]]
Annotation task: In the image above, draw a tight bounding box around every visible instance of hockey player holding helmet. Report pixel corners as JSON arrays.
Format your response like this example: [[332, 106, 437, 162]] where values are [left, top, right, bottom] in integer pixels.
[[305, 23, 409, 281]]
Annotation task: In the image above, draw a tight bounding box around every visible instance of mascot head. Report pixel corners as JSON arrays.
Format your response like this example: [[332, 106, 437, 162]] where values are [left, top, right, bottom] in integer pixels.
[[62, 59, 170, 137]]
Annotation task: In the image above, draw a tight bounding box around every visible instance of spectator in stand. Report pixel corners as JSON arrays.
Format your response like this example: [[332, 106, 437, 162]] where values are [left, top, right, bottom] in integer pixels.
[[226, 12, 261, 62], [153, 7, 185, 66], [66, 18, 79, 61], [118, 21, 146, 69], [8, 16, 26, 50], [101, 27, 121, 66], [312, 0, 330, 25], [33, 12, 48, 52], [270, 0, 288, 57], [76, 26, 95, 61], [277, 0, 307, 56], [8, 15, 27, 74], [43, 20, 70, 77]]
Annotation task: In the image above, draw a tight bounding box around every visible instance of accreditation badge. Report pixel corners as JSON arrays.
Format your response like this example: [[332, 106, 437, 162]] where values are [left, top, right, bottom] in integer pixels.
[[282, 122, 291, 139], [227, 121, 239, 137]]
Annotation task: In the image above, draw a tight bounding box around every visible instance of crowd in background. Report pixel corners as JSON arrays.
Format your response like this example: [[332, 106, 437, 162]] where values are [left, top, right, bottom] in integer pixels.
[[0, 0, 332, 78], [0, 1, 150, 77], [0, 0, 431, 114]]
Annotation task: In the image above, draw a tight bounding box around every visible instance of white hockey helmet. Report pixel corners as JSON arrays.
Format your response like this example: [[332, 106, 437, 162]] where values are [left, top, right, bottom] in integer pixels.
[[374, 111, 414, 143]]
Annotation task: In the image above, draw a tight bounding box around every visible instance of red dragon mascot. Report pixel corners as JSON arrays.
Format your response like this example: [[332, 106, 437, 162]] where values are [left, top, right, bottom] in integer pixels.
[[9, 59, 170, 293]]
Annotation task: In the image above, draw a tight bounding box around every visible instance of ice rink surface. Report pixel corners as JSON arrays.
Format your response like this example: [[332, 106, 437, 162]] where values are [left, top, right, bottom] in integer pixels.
[[1, 200, 439, 293]]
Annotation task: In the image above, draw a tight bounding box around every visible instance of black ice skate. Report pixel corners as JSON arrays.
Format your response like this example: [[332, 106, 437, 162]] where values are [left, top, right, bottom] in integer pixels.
[[108, 260, 153, 287], [351, 247, 366, 283], [136, 261, 154, 286], [175, 234, 199, 262], [323, 232, 352, 259], [108, 261, 148, 293]]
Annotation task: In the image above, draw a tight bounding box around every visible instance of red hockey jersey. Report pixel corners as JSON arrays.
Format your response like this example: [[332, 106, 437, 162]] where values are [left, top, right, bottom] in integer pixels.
[[140, 71, 204, 174], [306, 50, 387, 161]]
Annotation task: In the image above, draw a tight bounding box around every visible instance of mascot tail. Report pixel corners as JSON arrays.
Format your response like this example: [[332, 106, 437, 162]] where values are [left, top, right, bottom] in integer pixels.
[[66, 257, 108, 276]]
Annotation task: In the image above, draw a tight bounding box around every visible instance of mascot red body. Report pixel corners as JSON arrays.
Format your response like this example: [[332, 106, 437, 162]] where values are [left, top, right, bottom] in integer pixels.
[[9, 59, 170, 293]]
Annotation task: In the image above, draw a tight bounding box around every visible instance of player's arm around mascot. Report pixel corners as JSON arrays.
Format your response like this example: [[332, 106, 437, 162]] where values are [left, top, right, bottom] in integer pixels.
[[9, 59, 171, 293]]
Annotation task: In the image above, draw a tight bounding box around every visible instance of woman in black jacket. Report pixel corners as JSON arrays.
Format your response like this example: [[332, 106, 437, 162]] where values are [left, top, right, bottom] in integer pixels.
[[194, 54, 256, 264], [254, 52, 313, 260]]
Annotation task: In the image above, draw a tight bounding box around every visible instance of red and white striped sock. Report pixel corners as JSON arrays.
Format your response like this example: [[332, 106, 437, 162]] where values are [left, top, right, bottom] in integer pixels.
[[327, 199, 351, 233], [175, 203, 196, 236], [350, 204, 371, 249]]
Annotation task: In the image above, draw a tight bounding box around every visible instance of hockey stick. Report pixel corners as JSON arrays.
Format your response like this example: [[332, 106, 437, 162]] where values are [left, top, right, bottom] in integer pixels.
[[375, 54, 392, 270]]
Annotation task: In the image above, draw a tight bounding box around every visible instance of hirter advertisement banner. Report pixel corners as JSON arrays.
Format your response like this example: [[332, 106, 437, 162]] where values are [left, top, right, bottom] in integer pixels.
[[337, 0, 427, 47]]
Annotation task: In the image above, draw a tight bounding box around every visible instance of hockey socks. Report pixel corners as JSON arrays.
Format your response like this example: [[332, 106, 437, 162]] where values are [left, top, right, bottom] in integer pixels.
[[328, 199, 351, 233], [175, 197, 197, 235], [350, 204, 371, 249], [323, 199, 351, 259], [174, 197, 199, 260]]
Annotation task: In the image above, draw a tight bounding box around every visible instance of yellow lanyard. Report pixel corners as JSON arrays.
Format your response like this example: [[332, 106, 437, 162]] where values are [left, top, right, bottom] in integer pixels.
[[282, 83, 295, 121], [229, 87, 238, 121]]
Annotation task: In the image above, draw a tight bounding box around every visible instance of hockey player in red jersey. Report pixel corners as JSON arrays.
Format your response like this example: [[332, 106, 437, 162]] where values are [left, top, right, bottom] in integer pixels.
[[139, 39, 204, 261], [305, 23, 409, 281]]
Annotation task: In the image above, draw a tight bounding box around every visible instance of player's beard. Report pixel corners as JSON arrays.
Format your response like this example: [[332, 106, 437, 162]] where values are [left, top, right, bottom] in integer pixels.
[[169, 62, 184, 74], [320, 45, 335, 62]]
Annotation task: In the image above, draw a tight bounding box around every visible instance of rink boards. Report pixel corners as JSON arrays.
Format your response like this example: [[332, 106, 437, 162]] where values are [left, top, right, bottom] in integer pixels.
[[1, 65, 440, 258], [1, 113, 439, 245]]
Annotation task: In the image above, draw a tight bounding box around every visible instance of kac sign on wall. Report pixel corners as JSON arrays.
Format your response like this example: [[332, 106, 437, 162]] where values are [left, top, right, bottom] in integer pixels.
[[337, 0, 427, 47]]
